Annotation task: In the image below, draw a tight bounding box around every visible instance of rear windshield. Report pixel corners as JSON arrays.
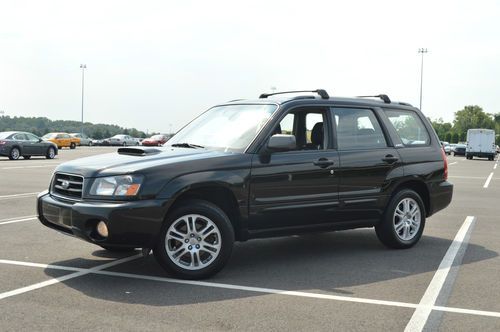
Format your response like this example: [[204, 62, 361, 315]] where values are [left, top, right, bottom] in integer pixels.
[[0, 132, 13, 139], [42, 133, 57, 139]]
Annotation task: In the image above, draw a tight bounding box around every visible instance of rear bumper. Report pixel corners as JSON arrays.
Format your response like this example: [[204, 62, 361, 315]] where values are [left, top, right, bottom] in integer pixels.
[[37, 191, 169, 248], [466, 151, 495, 158], [428, 181, 453, 216]]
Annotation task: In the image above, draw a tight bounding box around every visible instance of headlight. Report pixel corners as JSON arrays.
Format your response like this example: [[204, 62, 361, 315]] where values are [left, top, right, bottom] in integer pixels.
[[90, 175, 143, 197]]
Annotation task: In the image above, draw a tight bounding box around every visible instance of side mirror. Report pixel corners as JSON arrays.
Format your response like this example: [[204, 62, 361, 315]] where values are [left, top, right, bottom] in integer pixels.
[[267, 134, 296, 151]]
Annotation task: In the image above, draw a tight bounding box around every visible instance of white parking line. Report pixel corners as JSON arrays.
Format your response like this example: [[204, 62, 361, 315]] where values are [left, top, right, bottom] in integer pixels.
[[0, 192, 38, 200], [483, 172, 494, 188], [404, 216, 476, 332], [1, 248, 500, 319], [0, 254, 141, 300], [448, 162, 458, 166], [0, 216, 37, 226], [494, 164, 498, 170]]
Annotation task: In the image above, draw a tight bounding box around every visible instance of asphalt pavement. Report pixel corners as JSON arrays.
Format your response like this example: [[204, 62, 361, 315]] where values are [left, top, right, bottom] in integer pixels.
[[0, 147, 499, 331]]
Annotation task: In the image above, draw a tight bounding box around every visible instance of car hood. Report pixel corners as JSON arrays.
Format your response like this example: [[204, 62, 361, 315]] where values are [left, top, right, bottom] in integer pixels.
[[54, 147, 232, 178]]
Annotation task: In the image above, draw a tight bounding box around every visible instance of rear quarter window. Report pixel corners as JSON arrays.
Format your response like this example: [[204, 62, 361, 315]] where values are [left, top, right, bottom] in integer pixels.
[[384, 109, 430, 146]]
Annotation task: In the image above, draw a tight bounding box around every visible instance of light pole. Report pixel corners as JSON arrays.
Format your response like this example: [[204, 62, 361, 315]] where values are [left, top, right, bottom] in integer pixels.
[[80, 64, 86, 135], [418, 48, 428, 110]]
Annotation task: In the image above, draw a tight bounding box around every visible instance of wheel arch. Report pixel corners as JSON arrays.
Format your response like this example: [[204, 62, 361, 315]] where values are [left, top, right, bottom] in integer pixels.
[[166, 184, 245, 241], [390, 179, 430, 217]]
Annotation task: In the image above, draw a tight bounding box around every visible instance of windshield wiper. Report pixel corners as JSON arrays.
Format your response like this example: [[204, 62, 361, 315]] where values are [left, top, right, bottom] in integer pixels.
[[170, 143, 205, 149]]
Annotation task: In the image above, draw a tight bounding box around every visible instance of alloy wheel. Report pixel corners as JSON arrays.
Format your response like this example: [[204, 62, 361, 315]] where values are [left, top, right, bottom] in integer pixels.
[[393, 197, 421, 241], [165, 214, 222, 270]]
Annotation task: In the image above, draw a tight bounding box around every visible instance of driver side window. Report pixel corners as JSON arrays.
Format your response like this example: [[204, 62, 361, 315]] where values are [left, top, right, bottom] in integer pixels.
[[272, 109, 329, 151]]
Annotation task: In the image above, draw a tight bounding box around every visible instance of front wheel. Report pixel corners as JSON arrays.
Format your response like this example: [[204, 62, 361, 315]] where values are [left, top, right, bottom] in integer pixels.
[[375, 189, 425, 249], [154, 199, 235, 279], [70, 142, 76, 149]]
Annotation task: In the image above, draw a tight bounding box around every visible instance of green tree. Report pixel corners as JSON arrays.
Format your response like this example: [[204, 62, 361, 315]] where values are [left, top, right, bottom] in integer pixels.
[[453, 105, 495, 133], [451, 132, 459, 143]]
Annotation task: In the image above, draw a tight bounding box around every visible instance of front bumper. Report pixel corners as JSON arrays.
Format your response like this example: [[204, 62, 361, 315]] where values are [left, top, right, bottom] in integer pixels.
[[37, 191, 169, 248]]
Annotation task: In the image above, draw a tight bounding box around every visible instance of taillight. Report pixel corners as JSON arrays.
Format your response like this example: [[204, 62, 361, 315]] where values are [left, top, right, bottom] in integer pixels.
[[440, 147, 448, 180]]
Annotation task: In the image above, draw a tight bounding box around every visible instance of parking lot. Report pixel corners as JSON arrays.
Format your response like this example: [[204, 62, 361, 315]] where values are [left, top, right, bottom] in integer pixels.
[[0, 147, 499, 331]]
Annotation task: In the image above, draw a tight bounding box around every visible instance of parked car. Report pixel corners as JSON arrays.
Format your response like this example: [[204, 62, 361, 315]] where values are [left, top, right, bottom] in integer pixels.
[[0, 131, 58, 160], [91, 139, 104, 146], [37, 90, 453, 279], [108, 134, 138, 146], [70, 133, 93, 146], [42, 132, 80, 149], [142, 134, 170, 146], [453, 143, 466, 156], [440, 141, 451, 155]]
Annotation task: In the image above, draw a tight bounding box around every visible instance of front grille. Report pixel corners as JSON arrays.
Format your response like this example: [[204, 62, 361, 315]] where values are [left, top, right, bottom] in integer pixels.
[[52, 173, 84, 200]]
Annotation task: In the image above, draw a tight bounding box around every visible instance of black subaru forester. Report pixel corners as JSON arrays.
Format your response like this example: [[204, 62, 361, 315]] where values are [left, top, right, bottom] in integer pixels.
[[38, 90, 453, 279]]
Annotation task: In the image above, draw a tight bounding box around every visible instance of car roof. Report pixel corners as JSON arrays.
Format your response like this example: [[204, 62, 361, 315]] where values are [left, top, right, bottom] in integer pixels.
[[221, 94, 417, 111]]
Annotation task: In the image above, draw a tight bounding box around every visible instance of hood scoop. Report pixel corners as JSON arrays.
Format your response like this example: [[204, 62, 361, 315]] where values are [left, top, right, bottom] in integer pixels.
[[117, 147, 162, 156]]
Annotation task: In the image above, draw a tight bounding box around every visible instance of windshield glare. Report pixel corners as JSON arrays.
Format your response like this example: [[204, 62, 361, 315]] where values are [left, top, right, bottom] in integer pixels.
[[168, 104, 277, 151]]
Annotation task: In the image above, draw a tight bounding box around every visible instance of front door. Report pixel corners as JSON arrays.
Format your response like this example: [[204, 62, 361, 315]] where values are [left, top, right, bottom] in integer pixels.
[[249, 107, 340, 231]]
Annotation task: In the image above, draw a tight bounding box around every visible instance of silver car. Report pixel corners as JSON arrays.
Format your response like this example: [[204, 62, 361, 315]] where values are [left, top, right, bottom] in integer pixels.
[[108, 134, 138, 146], [70, 133, 93, 146]]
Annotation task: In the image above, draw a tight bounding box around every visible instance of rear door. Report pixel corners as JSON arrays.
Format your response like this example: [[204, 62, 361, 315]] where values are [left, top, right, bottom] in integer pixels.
[[249, 107, 340, 231], [332, 107, 402, 222]]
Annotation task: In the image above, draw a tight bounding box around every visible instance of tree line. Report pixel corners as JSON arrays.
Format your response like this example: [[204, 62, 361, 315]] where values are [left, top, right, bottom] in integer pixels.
[[0, 116, 152, 139], [431, 105, 499, 144]]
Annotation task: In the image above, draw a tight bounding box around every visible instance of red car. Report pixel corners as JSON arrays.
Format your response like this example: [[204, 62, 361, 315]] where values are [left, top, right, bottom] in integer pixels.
[[141, 134, 169, 146]]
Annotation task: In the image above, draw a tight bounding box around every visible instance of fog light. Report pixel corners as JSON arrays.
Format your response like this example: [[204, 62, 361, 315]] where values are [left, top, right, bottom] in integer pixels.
[[96, 221, 109, 238]]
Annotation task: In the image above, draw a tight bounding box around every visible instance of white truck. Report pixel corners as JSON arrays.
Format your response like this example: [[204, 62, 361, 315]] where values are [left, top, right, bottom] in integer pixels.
[[466, 129, 496, 160]]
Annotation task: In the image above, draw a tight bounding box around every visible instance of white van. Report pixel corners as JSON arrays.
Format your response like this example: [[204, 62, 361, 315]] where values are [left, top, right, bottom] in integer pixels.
[[466, 129, 496, 160]]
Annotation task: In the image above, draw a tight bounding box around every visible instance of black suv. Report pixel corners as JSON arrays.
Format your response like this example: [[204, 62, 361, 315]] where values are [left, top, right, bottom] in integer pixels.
[[38, 90, 453, 279]]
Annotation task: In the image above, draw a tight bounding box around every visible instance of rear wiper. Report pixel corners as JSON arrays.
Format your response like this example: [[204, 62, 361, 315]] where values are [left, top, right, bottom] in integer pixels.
[[170, 143, 205, 149]]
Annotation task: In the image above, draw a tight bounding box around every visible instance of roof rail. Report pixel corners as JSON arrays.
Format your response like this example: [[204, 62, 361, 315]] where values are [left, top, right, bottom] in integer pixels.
[[259, 89, 330, 100], [357, 94, 391, 104]]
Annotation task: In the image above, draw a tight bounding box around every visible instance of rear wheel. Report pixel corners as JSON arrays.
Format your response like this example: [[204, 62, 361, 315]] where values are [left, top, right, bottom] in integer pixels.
[[375, 189, 425, 249], [70, 142, 76, 149], [46, 147, 56, 159], [154, 199, 234, 279], [9, 147, 20, 160], [23, 155, 31, 159]]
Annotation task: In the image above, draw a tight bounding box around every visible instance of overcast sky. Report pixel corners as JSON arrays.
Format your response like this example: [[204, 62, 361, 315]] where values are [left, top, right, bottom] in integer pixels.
[[1, 0, 499, 134]]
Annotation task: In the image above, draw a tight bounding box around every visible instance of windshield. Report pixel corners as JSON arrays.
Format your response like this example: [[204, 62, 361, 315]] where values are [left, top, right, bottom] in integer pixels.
[[151, 135, 164, 140], [167, 104, 277, 151]]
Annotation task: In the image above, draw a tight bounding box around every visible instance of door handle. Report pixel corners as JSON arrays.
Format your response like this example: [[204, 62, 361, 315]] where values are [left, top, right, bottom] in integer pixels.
[[382, 154, 399, 164], [313, 158, 334, 168]]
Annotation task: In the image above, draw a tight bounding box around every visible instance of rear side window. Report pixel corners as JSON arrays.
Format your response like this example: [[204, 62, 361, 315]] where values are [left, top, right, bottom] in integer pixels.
[[385, 110, 430, 146], [331, 108, 387, 150]]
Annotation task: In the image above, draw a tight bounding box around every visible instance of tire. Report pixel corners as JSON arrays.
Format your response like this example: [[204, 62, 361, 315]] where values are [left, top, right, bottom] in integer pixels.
[[46, 147, 56, 159], [375, 189, 426, 249], [100, 245, 136, 252], [154, 199, 235, 279], [8, 147, 20, 160], [123, 142, 127, 146], [70, 142, 76, 149], [23, 155, 31, 159], [88, 141, 93, 146]]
